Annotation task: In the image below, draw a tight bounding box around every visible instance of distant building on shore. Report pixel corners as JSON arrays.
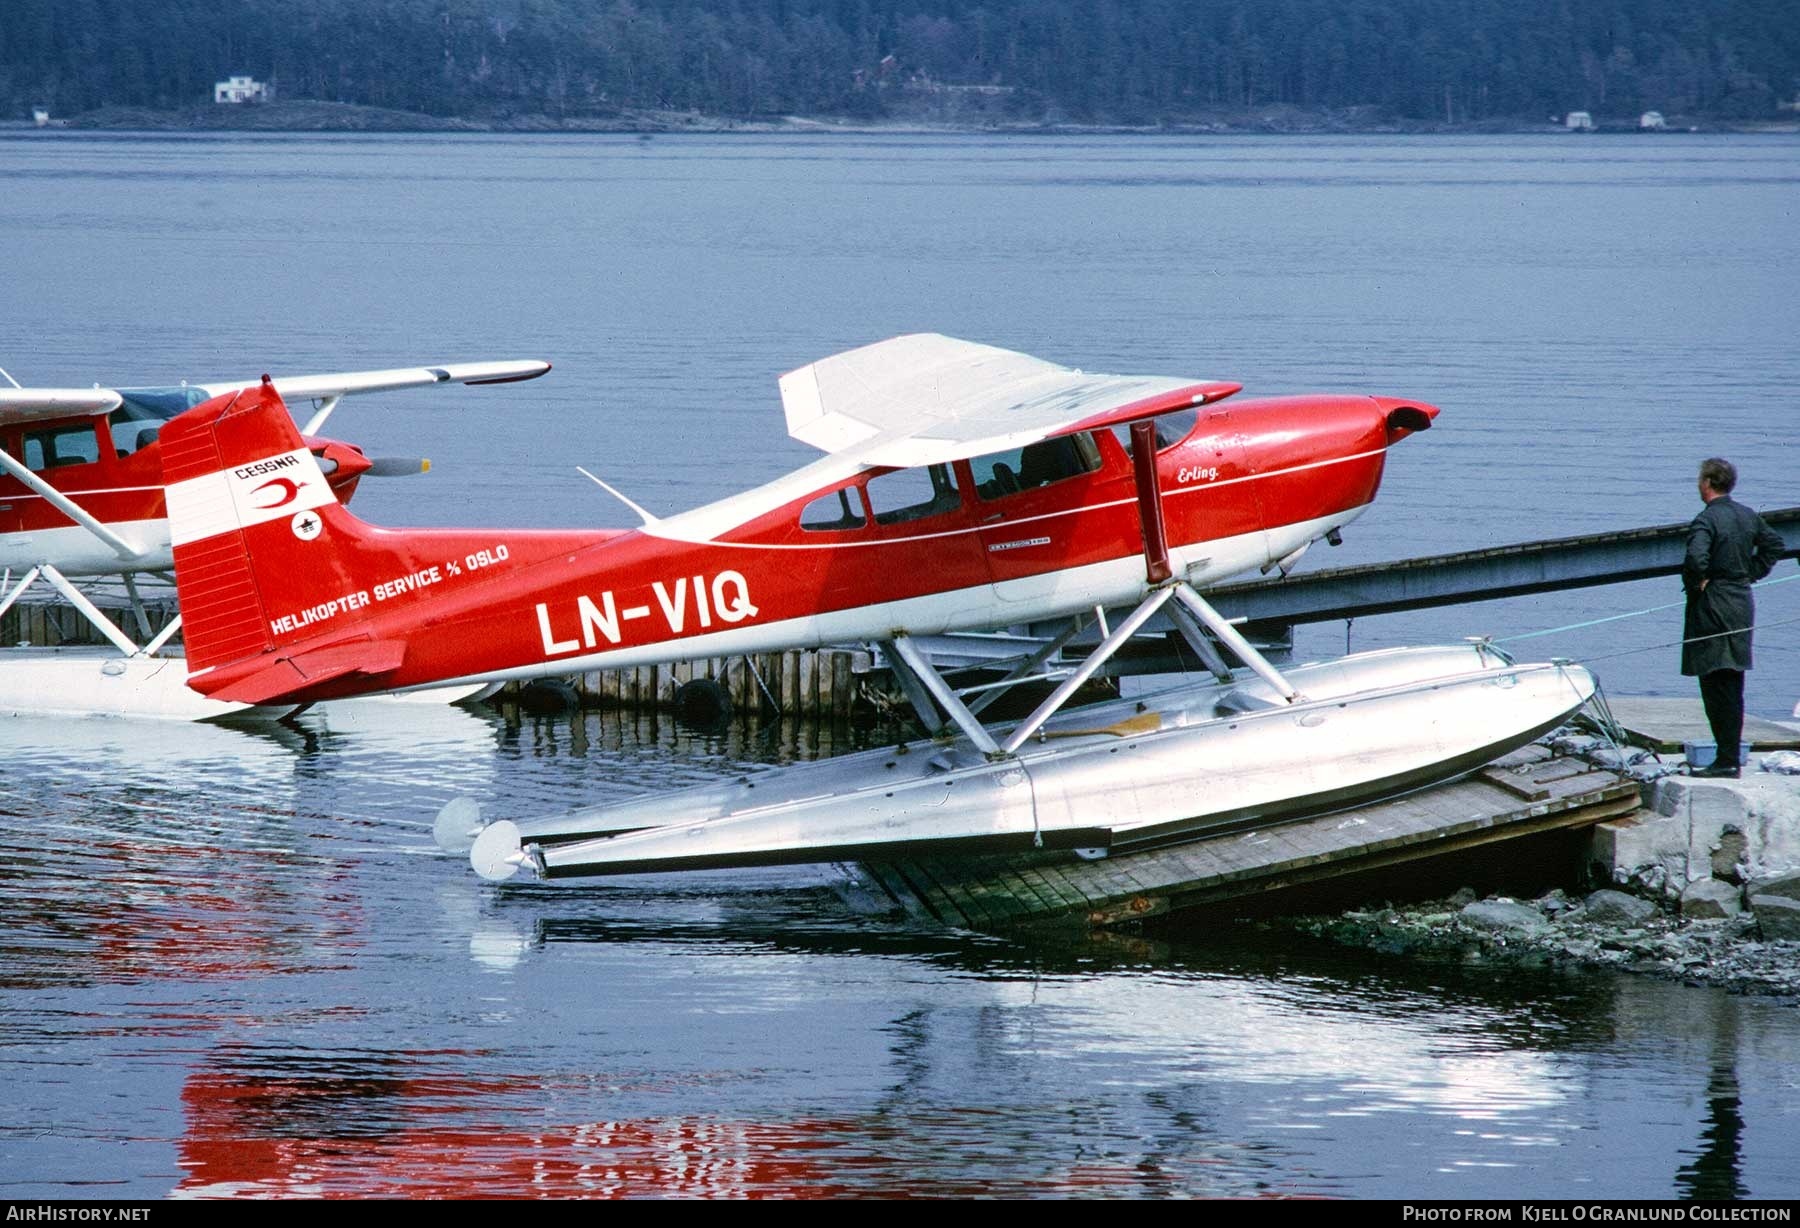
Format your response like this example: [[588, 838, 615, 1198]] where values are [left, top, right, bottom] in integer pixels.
[[1639, 110, 1667, 130], [214, 75, 270, 104], [1564, 111, 1594, 131], [32, 108, 49, 127]]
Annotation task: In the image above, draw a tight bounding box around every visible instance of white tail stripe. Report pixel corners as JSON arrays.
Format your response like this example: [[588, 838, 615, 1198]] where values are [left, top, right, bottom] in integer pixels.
[[166, 447, 337, 547]]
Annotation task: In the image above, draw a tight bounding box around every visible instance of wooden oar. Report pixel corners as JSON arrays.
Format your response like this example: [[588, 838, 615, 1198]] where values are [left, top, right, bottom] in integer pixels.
[[1039, 711, 1164, 740]]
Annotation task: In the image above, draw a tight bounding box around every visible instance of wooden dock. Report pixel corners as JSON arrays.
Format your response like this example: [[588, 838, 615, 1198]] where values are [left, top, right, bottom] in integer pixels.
[[854, 746, 1641, 931], [0, 583, 177, 647], [558, 648, 874, 719]]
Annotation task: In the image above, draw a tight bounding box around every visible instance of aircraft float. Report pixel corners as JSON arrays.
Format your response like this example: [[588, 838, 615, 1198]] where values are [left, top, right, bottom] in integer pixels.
[[151, 334, 1598, 878], [0, 360, 549, 718]]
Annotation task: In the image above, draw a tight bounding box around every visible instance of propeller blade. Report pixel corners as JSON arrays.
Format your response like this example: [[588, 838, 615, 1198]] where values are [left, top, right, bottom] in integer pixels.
[[365, 456, 432, 477], [434, 796, 485, 853]]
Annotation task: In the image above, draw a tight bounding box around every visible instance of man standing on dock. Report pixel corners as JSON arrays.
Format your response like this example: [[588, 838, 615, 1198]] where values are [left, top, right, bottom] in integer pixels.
[[1682, 457, 1785, 778]]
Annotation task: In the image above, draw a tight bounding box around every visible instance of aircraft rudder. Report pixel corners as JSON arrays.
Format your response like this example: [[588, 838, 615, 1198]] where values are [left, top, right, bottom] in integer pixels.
[[161, 380, 373, 677]]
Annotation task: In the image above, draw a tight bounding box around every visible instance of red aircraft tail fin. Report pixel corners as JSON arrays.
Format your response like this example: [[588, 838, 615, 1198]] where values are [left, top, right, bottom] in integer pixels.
[[162, 379, 413, 702]]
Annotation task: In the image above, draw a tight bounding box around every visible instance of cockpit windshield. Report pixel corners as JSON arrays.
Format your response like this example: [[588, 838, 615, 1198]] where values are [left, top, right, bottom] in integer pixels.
[[109, 386, 210, 456], [1112, 408, 1199, 459]]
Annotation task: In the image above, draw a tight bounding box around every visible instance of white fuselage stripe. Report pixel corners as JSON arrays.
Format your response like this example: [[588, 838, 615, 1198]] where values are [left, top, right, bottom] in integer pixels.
[[166, 448, 337, 547]]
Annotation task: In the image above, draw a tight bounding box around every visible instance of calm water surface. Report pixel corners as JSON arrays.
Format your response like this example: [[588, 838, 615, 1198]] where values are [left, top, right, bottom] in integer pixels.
[[0, 133, 1796, 1197]]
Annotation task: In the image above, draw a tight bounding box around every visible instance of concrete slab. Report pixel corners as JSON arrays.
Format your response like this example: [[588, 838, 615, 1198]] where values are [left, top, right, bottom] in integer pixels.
[[1604, 696, 1800, 754], [1590, 767, 1800, 899]]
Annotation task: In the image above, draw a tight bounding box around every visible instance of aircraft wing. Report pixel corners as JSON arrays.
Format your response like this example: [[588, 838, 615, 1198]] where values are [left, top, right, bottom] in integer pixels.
[[0, 388, 124, 427], [190, 359, 552, 403], [0, 362, 548, 430], [778, 334, 1240, 468]]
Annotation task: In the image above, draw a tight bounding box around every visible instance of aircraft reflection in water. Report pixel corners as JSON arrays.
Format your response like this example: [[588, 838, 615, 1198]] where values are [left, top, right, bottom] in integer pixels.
[[160, 929, 1767, 1199], [175, 1063, 891, 1199], [154, 335, 1598, 881]]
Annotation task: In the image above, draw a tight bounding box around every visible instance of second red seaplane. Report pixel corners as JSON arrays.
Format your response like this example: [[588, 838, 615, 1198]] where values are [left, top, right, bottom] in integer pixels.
[[0, 360, 549, 718], [154, 334, 1598, 878]]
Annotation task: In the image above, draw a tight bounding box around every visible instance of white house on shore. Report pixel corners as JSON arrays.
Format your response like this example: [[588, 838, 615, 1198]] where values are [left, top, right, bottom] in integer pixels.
[[1564, 110, 1594, 131], [214, 76, 269, 104], [1639, 110, 1666, 130]]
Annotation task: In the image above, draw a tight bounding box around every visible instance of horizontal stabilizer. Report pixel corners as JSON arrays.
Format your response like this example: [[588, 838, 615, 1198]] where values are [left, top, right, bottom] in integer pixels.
[[201, 638, 408, 705]]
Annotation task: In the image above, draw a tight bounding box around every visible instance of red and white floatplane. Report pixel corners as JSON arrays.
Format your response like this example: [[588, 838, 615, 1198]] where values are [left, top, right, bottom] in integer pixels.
[[150, 335, 1597, 877]]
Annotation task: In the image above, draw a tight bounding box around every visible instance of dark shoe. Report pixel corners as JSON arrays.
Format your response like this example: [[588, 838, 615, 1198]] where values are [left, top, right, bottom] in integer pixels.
[[1692, 763, 1741, 779]]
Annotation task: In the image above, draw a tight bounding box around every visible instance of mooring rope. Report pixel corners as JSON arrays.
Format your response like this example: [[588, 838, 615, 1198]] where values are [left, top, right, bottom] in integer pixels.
[[1576, 612, 1800, 665], [1485, 570, 1800, 664], [742, 653, 782, 715]]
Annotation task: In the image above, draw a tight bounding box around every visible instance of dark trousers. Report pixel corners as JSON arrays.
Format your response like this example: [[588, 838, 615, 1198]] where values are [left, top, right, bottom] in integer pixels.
[[1698, 669, 1746, 766]]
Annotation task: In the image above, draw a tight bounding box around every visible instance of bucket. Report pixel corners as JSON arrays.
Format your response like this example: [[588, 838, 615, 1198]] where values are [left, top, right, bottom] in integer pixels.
[[1684, 740, 1751, 769]]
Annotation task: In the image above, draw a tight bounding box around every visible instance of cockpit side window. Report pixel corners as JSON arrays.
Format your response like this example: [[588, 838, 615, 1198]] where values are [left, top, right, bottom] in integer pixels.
[[799, 484, 868, 532], [22, 423, 102, 471], [971, 433, 1102, 501], [109, 408, 161, 457], [865, 463, 961, 526]]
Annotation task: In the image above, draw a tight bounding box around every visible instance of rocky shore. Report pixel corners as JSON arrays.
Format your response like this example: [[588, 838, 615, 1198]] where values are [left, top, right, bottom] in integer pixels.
[[1290, 880, 1800, 999], [1288, 738, 1800, 1000]]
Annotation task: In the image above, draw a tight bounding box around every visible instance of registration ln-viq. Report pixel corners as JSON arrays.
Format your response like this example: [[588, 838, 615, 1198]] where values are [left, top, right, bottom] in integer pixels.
[[152, 335, 1597, 878]]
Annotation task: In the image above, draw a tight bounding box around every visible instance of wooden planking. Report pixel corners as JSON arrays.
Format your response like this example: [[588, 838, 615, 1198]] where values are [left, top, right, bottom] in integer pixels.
[[1478, 765, 1551, 801], [865, 759, 1642, 930], [498, 646, 881, 720]]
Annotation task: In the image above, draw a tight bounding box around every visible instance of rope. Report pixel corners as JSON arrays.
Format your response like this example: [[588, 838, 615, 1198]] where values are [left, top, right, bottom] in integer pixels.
[[1493, 598, 1688, 643], [1579, 612, 1800, 664], [1492, 571, 1800, 645], [741, 654, 781, 715], [1479, 570, 1800, 665]]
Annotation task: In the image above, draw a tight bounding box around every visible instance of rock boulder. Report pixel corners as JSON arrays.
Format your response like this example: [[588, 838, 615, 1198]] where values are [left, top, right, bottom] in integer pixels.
[[1461, 899, 1548, 933], [1679, 879, 1742, 920], [1749, 894, 1800, 942], [1583, 889, 1658, 924]]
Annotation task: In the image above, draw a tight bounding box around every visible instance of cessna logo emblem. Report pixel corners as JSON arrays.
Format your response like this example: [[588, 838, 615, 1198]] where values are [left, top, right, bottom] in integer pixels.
[[291, 510, 323, 541], [251, 476, 304, 509]]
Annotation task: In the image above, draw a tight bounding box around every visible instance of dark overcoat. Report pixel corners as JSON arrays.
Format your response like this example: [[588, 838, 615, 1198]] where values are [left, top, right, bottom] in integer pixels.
[[1681, 496, 1785, 676]]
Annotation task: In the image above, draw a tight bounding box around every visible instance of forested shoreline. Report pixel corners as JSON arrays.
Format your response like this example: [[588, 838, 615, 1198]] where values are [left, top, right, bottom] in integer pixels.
[[5, 0, 1797, 128]]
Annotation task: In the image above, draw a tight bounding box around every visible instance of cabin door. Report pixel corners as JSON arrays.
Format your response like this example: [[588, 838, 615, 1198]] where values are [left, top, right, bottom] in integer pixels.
[[970, 432, 1114, 604]]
